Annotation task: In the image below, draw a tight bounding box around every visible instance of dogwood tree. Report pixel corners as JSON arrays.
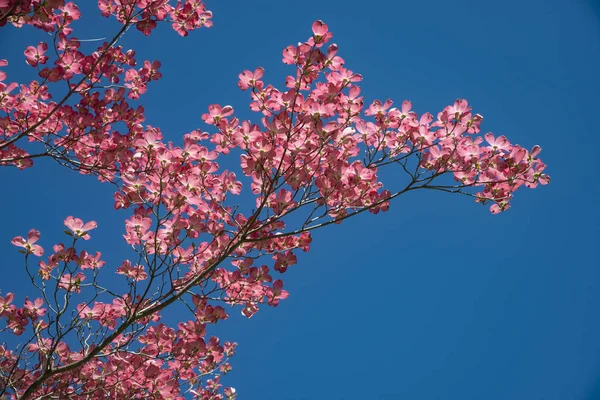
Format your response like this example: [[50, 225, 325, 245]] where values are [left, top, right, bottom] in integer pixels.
[[0, 1, 549, 399]]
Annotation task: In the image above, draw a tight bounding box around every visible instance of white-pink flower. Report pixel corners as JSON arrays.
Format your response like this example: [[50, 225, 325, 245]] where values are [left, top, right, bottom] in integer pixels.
[[64, 216, 97, 240], [11, 229, 44, 256]]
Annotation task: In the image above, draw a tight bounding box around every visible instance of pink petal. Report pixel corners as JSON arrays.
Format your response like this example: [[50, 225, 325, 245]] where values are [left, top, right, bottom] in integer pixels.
[[312, 20, 328, 36], [530, 145, 542, 158], [81, 221, 97, 232], [11, 236, 26, 247], [32, 245, 44, 257], [27, 229, 40, 244]]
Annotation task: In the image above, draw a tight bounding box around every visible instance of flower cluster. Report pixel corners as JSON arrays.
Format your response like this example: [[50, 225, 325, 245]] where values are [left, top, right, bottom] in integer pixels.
[[1, 4, 548, 399], [0, 0, 211, 174]]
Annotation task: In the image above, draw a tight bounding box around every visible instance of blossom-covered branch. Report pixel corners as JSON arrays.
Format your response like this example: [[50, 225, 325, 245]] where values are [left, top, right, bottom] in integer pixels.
[[0, 3, 549, 399]]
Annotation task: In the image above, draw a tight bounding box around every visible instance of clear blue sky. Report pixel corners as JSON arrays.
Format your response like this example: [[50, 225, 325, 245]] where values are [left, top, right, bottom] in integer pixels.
[[1, 0, 599, 399]]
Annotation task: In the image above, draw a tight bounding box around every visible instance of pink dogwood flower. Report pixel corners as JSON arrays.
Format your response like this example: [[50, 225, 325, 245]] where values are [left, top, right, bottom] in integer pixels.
[[11, 229, 44, 256], [238, 67, 264, 91], [24, 42, 49, 67], [58, 273, 86, 293], [64, 216, 97, 240]]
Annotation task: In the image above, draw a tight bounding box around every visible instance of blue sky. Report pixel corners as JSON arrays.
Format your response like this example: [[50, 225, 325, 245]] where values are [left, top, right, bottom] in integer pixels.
[[1, 0, 599, 399]]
